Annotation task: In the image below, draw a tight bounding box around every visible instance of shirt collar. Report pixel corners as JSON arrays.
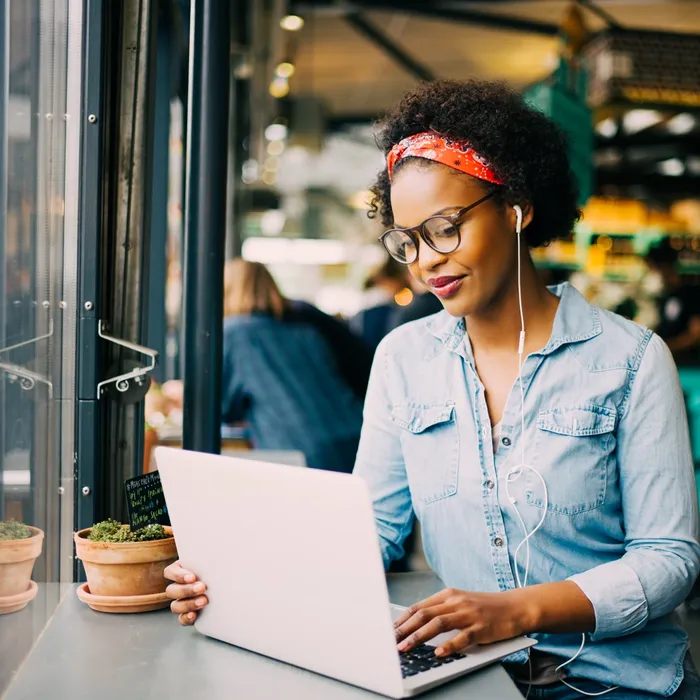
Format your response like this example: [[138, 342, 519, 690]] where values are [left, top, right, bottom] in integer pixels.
[[426, 282, 602, 359]]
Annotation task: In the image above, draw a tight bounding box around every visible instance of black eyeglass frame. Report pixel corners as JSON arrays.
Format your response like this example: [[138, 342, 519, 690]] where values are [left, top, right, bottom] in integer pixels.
[[378, 191, 496, 265]]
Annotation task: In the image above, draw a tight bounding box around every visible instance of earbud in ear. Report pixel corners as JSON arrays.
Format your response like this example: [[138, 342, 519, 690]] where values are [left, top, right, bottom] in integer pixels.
[[513, 205, 523, 235]]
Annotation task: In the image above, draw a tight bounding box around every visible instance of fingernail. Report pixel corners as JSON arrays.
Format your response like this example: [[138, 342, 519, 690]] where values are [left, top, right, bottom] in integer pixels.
[[187, 612, 195, 621], [196, 597, 206, 607], [184, 574, 195, 583], [435, 647, 445, 657], [398, 642, 408, 651], [193, 582, 205, 593]]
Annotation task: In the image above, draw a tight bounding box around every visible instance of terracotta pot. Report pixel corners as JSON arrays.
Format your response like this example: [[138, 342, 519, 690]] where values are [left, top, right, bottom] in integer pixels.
[[0, 527, 44, 604], [74, 527, 177, 598]]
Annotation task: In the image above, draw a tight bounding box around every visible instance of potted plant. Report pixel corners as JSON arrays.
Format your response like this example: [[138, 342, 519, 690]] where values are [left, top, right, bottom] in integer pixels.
[[74, 519, 177, 613], [0, 520, 44, 615]]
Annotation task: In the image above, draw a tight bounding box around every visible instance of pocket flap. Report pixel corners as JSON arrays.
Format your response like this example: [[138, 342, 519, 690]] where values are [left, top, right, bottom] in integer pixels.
[[391, 403, 455, 434], [537, 405, 616, 437]]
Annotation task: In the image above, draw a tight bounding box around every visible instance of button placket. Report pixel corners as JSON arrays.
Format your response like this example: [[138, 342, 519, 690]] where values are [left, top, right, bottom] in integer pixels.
[[469, 364, 517, 592]]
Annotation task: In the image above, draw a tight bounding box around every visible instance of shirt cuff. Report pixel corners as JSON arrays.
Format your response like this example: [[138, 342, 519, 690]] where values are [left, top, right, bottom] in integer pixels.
[[568, 560, 649, 641]]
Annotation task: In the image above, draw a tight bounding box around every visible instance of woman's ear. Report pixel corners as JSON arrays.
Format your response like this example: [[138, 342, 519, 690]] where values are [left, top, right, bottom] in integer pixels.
[[508, 202, 534, 233]]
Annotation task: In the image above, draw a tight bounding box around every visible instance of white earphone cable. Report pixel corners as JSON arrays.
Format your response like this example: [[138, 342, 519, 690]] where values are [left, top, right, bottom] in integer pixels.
[[506, 206, 617, 698]]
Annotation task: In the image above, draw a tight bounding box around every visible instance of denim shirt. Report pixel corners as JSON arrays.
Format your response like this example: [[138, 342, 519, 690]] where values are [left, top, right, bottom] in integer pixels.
[[354, 283, 700, 695]]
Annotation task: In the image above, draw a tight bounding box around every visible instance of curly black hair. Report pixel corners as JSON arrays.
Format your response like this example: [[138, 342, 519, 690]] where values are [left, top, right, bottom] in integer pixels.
[[368, 79, 581, 248]]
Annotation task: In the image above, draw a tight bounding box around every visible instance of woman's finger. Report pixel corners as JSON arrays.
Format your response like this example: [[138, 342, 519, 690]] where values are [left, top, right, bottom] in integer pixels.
[[165, 581, 207, 601], [164, 560, 197, 584], [393, 589, 451, 629], [435, 629, 474, 657], [397, 612, 462, 653], [178, 611, 198, 626], [395, 603, 454, 644], [170, 595, 209, 616]]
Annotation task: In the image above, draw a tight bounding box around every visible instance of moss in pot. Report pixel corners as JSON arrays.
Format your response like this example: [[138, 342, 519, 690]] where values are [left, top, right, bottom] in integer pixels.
[[88, 519, 170, 543], [0, 520, 44, 614], [75, 518, 177, 601], [0, 520, 33, 541]]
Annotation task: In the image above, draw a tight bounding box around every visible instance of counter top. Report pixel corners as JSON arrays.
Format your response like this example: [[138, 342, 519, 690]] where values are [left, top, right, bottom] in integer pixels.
[[0, 583, 70, 698], [3, 574, 523, 700]]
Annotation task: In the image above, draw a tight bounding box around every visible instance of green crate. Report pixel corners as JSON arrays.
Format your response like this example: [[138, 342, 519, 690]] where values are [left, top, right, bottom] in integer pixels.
[[524, 61, 594, 207]]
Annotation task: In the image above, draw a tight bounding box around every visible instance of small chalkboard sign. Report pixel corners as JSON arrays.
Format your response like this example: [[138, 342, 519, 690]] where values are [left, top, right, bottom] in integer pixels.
[[124, 471, 171, 531]]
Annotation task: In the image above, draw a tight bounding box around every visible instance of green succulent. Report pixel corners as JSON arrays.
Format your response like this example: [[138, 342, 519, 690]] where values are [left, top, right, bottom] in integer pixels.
[[88, 519, 169, 543], [0, 520, 33, 541]]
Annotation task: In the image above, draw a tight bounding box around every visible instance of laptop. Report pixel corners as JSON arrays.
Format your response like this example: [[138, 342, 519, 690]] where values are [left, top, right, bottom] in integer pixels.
[[155, 447, 536, 698]]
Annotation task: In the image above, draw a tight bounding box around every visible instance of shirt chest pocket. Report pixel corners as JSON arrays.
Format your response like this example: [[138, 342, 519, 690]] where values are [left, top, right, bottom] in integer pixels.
[[528, 405, 617, 516], [391, 403, 460, 506]]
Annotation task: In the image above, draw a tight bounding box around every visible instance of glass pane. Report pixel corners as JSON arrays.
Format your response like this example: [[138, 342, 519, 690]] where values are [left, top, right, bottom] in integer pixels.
[[0, 0, 82, 686]]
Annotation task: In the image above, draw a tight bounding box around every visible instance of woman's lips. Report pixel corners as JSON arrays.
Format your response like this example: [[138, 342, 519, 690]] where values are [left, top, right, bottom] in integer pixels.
[[427, 276, 466, 298]]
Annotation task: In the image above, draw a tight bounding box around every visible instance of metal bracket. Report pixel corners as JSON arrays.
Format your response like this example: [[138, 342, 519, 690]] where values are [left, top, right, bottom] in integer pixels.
[[0, 316, 55, 397], [96, 321, 158, 398], [0, 319, 54, 355], [0, 361, 53, 398]]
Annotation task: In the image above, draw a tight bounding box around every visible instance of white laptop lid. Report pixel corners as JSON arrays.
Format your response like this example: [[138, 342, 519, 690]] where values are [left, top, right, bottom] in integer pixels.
[[156, 447, 404, 698]]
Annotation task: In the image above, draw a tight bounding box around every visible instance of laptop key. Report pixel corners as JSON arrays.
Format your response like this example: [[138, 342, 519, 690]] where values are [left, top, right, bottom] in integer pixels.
[[399, 644, 468, 678]]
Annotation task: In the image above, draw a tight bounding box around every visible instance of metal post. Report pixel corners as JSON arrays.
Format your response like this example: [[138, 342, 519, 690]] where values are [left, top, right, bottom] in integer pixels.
[[75, 0, 105, 540], [0, 0, 8, 520], [146, 9, 172, 384], [225, 0, 251, 260], [182, 0, 230, 453], [105, 0, 157, 519]]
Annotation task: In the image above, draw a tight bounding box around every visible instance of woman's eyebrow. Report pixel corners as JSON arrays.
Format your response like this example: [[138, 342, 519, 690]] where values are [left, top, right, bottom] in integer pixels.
[[394, 205, 462, 229]]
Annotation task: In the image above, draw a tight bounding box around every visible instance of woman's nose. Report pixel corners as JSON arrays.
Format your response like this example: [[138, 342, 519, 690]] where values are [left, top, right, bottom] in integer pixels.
[[416, 241, 448, 271]]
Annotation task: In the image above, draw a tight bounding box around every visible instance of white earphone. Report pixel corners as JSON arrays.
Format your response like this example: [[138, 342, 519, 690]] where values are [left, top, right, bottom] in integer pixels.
[[514, 204, 523, 236], [506, 204, 618, 698]]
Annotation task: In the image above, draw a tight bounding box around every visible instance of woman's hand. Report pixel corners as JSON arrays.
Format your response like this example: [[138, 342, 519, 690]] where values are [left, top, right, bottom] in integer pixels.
[[164, 561, 209, 626], [394, 581, 595, 657], [394, 587, 536, 657]]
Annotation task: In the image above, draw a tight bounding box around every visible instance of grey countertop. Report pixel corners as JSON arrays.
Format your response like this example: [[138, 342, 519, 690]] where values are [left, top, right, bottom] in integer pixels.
[[0, 583, 71, 698], [3, 574, 523, 700]]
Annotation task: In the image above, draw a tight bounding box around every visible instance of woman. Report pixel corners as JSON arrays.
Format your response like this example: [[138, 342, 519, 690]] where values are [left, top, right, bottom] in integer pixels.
[[219, 258, 364, 472], [165, 81, 700, 698]]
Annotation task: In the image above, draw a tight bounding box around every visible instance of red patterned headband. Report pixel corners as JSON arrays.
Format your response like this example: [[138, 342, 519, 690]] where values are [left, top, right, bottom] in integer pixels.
[[386, 132, 503, 185]]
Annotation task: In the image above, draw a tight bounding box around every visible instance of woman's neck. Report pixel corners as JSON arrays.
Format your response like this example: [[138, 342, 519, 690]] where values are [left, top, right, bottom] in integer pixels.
[[466, 255, 559, 356]]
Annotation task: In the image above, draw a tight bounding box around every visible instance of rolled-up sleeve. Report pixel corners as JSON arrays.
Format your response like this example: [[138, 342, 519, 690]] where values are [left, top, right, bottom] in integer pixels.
[[569, 333, 700, 640], [353, 339, 414, 570]]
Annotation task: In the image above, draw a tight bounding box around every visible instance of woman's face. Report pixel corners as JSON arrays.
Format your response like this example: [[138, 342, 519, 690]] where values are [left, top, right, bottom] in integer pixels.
[[389, 163, 519, 318]]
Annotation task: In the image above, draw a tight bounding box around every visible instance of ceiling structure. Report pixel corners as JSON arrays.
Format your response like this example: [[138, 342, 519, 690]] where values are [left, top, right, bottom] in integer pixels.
[[277, 0, 700, 201], [288, 1, 700, 119]]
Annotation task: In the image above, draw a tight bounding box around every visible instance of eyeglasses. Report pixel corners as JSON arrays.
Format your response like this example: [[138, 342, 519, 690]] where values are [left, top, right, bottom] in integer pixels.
[[379, 192, 495, 265]]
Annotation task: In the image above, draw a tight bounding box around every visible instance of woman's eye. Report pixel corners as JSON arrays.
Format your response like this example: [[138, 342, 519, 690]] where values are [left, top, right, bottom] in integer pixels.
[[428, 221, 458, 238]]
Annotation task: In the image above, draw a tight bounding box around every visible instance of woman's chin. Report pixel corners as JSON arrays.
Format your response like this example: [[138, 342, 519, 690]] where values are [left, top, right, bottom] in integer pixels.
[[438, 292, 477, 319]]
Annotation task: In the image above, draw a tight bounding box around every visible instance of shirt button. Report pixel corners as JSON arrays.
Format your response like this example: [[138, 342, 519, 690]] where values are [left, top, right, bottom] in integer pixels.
[[501, 437, 511, 447], [494, 537, 504, 547], [486, 480, 495, 490]]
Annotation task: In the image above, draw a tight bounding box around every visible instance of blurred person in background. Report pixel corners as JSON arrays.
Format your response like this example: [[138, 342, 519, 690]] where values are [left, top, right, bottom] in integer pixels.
[[350, 256, 410, 352], [646, 238, 700, 366], [221, 259, 363, 473], [284, 291, 373, 401], [389, 271, 444, 328]]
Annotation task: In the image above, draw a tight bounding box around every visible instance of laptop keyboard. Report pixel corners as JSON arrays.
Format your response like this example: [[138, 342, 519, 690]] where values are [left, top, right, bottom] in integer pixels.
[[399, 644, 467, 678]]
